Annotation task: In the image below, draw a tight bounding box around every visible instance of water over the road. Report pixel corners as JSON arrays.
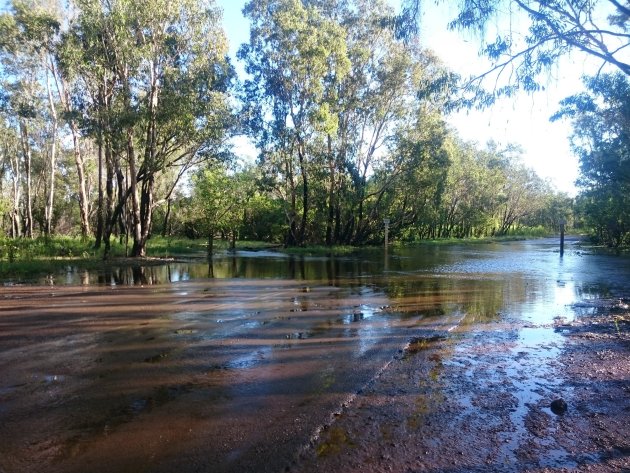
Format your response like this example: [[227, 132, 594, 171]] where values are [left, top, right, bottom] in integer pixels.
[[0, 239, 628, 472]]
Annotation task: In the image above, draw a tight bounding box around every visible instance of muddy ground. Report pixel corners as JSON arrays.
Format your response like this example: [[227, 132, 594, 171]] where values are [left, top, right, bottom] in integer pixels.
[[294, 300, 630, 473], [1, 283, 628, 473]]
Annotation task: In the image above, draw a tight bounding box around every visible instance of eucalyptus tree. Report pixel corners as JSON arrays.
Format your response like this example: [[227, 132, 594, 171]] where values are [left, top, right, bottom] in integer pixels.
[[553, 73, 630, 246], [336, 34, 458, 243], [523, 191, 573, 231], [240, 0, 350, 246], [58, 0, 129, 249], [289, 0, 457, 245], [375, 109, 450, 241], [7, 2, 64, 237], [328, 0, 420, 245], [465, 145, 544, 238], [431, 139, 498, 238], [62, 0, 234, 257], [0, 118, 19, 237], [0, 1, 62, 238], [241, 0, 458, 246], [0, 116, 21, 236], [397, 0, 630, 100], [191, 162, 251, 256]]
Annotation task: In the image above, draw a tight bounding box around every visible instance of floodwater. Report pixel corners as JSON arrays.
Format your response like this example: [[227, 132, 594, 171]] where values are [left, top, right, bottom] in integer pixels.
[[0, 239, 629, 473]]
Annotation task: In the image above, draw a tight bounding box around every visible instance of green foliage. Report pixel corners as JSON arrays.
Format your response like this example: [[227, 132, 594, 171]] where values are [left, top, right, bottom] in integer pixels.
[[240, 0, 468, 246], [554, 73, 630, 247], [192, 163, 247, 231], [0, 236, 115, 261], [504, 225, 550, 238], [59, 0, 235, 256], [281, 245, 361, 256], [143, 237, 206, 257], [240, 193, 287, 243], [0, 0, 568, 250], [240, 0, 352, 246], [441, 0, 630, 102]]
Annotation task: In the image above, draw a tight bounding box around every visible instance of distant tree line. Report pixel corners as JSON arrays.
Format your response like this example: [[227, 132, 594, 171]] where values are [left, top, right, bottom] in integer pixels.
[[0, 0, 625, 255]]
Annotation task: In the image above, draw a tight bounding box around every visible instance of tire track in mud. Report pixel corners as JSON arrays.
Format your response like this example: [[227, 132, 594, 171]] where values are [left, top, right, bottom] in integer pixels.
[[293, 310, 467, 471], [291, 313, 626, 473]]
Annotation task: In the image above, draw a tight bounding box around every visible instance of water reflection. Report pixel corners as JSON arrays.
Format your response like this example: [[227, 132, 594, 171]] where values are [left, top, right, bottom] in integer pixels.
[[13, 240, 630, 307]]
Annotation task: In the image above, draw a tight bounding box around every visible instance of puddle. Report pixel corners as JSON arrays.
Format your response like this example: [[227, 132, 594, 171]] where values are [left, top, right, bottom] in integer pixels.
[[43, 375, 66, 383], [497, 326, 574, 467]]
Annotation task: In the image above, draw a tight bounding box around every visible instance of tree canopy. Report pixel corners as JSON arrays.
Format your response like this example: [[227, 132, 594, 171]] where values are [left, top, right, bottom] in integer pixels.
[[399, 0, 630, 102], [553, 72, 630, 246], [0, 0, 617, 253]]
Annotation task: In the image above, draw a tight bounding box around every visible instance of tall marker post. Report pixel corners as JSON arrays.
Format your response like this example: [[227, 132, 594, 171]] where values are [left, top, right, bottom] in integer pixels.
[[559, 217, 566, 257]]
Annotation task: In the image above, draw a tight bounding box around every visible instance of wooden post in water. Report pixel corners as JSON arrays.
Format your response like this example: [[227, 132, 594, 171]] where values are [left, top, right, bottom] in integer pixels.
[[383, 218, 390, 249], [559, 218, 566, 257]]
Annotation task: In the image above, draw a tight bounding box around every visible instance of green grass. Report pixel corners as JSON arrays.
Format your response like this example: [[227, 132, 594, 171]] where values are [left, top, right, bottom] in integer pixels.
[[398, 231, 556, 247], [281, 245, 364, 256], [0, 236, 100, 261], [271, 233, 556, 255], [0, 236, 281, 262], [397, 236, 531, 246], [145, 237, 206, 257], [0, 236, 288, 282]]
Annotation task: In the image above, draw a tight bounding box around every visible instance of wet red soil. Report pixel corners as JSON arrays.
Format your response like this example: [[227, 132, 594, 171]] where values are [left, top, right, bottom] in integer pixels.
[[296, 305, 630, 473], [1, 283, 628, 473], [0, 280, 461, 473]]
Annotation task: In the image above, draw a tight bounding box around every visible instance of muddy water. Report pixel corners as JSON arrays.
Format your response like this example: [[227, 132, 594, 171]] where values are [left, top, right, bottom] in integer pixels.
[[0, 239, 629, 473]]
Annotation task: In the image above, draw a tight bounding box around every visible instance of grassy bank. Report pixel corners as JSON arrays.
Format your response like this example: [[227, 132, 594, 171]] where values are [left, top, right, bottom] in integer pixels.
[[0, 237, 277, 282], [281, 245, 363, 256], [0, 236, 282, 262], [396, 234, 548, 246]]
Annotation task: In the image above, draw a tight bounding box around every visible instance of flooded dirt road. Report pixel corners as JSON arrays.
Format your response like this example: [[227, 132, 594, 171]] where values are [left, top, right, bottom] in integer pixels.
[[0, 240, 629, 472]]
